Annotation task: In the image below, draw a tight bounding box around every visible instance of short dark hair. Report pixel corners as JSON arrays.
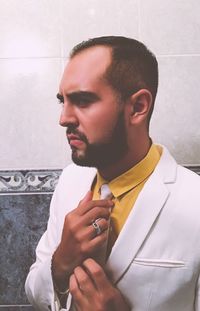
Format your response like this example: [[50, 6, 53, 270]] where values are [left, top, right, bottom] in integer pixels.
[[70, 36, 158, 122]]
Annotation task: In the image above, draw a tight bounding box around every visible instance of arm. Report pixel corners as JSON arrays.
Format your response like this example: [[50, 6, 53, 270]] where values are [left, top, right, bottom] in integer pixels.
[[25, 171, 113, 310]]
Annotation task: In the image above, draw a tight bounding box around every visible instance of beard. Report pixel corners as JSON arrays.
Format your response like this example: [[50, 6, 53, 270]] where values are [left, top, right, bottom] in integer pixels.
[[67, 111, 128, 169]]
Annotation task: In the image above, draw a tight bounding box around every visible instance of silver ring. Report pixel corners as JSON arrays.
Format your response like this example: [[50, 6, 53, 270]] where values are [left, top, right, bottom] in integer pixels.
[[92, 219, 102, 236]]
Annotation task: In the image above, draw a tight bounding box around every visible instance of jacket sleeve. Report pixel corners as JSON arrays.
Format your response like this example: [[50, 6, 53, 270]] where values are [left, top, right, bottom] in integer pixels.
[[25, 172, 72, 311]]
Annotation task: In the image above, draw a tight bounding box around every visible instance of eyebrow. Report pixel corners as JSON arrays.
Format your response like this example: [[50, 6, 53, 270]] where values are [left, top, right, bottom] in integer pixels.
[[56, 91, 100, 102]]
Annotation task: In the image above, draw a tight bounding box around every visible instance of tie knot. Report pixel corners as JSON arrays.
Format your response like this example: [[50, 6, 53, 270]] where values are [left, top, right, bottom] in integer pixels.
[[100, 184, 113, 200]]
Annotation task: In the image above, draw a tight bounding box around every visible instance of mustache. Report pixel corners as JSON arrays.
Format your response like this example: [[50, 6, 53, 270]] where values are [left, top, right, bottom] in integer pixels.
[[66, 126, 88, 143]]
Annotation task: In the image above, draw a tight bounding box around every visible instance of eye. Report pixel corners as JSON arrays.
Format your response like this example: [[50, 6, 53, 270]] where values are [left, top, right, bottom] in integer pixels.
[[75, 98, 92, 107]]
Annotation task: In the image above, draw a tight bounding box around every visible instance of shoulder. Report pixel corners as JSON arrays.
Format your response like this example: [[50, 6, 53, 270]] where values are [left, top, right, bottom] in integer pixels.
[[51, 164, 97, 216], [56, 163, 97, 190], [156, 145, 200, 189], [176, 165, 200, 190], [61, 163, 97, 179]]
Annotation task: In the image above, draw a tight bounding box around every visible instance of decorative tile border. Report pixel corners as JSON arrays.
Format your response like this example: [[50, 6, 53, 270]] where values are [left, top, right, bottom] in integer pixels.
[[0, 166, 199, 194], [0, 170, 62, 194]]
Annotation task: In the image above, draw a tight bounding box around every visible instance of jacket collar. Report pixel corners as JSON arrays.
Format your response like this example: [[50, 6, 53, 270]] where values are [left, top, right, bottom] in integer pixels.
[[105, 146, 177, 284]]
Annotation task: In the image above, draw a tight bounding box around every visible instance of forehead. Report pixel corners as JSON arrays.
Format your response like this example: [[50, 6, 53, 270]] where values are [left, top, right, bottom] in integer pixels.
[[60, 46, 112, 93]]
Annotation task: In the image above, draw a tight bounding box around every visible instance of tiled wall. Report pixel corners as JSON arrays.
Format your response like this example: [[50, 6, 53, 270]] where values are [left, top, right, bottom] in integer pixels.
[[1, 0, 200, 169], [0, 0, 200, 309], [0, 170, 61, 310]]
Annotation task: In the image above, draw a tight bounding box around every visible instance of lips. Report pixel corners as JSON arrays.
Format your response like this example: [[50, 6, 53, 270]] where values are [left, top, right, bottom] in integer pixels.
[[67, 134, 84, 147]]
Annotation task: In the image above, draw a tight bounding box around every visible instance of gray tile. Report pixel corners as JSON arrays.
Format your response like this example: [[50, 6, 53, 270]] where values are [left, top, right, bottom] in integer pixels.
[[150, 55, 200, 164], [0, 0, 61, 58], [20, 306, 34, 311], [0, 194, 52, 304], [0, 307, 20, 311], [61, 0, 139, 57], [0, 58, 69, 170], [140, 0, 200, 55]]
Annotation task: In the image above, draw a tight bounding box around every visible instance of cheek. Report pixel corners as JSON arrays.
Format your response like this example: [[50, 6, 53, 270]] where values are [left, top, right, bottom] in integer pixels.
[[77, 100, 123, 142], [84, 114, 118, 143]]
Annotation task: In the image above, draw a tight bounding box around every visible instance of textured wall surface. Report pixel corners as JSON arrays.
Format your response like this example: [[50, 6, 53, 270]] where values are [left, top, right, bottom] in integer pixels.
[[0, 0, 200, 309], [0, 194, 51, 305], [0, 170, 61, 310], [0, 0, 200, 169]]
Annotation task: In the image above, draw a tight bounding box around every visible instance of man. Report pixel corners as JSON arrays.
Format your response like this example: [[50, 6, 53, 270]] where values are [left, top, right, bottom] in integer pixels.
[[25, 36, 200, 311]]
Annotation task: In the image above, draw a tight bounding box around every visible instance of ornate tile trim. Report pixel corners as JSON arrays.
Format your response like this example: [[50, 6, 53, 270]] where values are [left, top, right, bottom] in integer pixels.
[[0, 170, 62, 194], [0, 166, 199, 194]]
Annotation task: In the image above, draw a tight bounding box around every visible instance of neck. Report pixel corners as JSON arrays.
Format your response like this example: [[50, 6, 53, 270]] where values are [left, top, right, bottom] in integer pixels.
[[98, 138, 152, 181]]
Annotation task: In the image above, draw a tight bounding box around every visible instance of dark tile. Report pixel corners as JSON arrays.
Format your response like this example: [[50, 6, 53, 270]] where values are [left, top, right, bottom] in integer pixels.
[[0, 307, 20, 311], [0, 194, 52, 304], [20, 306, 34, 311]]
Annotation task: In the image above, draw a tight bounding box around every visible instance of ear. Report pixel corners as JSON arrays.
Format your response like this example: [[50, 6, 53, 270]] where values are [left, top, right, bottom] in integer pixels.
[[129, 89, 153, 125]]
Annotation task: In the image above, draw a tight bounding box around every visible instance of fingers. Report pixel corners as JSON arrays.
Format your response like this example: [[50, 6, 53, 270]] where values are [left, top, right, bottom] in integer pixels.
[[74, 222, 108, 252], [92, 218, 109, 234], [85, 206, 112, 225], [70, 259, 111, 295], [73, 266, 96, 295], [79, 191, 93, 206], [69, 267, 96, 310], [82, 258, 111, 291], [69, 274, 83, 301], [77, 193, 114, 216]]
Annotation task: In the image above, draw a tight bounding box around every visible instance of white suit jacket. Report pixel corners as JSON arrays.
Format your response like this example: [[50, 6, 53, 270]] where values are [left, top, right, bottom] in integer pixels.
[[25, 146, 200, 311]]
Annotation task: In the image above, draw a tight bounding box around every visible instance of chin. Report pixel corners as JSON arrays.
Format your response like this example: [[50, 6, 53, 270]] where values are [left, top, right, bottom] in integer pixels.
[[71, 150, 93, 167]]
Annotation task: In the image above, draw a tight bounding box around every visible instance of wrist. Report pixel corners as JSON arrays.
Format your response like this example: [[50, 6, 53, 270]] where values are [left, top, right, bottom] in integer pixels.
[[51, 251, 71, 293]]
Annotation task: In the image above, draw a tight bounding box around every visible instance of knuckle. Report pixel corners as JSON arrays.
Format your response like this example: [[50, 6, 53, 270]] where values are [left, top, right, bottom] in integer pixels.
[[79, 274, 88, 285], [92, 266, 102, 279], [66, 216, 80, 235], [69, 278, 78, 295], [97, 208, 110, 219], [70, 283, 78, 295], [101, 218, 108, 228]]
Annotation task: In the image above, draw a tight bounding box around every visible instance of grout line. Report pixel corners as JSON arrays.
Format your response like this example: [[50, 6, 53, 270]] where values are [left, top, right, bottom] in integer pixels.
[[157, 53, 200, 58], [59, 0, 64, 59], [0, 168, 62, 171], [0, 56, 62, 60], [0, 305, 32, 308], [1, 54, 200, 61], [137, 0, 141, 40], [0, 192, 54, 196]]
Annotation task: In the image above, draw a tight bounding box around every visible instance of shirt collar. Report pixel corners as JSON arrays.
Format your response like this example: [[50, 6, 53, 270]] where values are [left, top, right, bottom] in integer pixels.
[[96, 144, 162, 198]]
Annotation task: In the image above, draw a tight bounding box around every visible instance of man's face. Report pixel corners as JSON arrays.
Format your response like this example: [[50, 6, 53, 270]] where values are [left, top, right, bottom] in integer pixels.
[[58, 46, 128, 169]]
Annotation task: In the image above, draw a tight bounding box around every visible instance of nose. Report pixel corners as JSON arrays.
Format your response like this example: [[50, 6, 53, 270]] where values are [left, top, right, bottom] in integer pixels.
[[59, 102, 78, 128]]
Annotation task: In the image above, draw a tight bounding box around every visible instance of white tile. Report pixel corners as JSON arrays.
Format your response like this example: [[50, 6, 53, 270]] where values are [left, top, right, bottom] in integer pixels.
[[139, 0, 200, 55], [0, 58, 71, 169], [150, 56, 200, 164], [61, 0, 139, 57], [0, 0, 62, 58]]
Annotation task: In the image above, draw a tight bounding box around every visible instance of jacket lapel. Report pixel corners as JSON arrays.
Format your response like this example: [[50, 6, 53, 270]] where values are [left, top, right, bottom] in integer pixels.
[[105, 147, 177, 284]]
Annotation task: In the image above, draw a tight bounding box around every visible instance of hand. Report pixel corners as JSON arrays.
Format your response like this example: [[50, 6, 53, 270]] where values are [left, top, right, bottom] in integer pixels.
[[69, 258, 131, 311], [52, 191, 114, 288]]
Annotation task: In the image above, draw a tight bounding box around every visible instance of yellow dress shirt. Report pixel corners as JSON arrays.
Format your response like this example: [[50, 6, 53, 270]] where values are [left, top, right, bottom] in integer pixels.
[[92, 144, 162, 246]]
